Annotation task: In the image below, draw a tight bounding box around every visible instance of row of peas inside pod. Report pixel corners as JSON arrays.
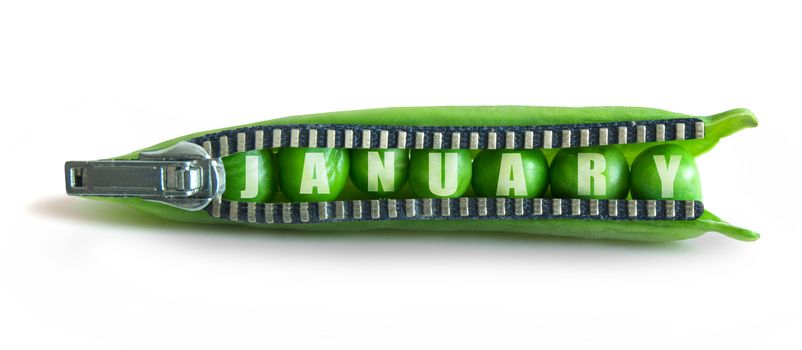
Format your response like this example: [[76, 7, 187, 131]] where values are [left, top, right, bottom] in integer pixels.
[[220, 144, 702, 203]]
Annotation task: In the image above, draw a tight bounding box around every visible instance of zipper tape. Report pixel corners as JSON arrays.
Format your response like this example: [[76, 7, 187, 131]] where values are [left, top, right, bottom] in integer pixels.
[[209, 198, 703, 224]]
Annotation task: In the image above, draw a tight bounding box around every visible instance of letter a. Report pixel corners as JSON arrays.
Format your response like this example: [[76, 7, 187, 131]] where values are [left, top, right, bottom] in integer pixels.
[[300, 153, 330, 194], [496, 153, 528, 196]]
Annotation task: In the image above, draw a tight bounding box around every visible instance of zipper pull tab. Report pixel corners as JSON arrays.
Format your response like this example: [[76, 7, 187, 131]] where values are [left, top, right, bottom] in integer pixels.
[[64, 142, 225, 211]]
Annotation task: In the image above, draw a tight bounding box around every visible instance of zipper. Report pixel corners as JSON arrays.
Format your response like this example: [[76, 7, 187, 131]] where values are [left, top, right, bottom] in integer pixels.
[[64, 118, 704, 221]]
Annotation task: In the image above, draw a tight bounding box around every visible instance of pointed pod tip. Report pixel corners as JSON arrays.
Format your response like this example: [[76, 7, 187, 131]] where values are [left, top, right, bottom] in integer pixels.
[[716, 226, 761, 242]]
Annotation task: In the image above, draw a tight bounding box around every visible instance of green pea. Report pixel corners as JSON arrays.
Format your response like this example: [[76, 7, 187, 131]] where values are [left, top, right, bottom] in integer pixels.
[[630, 144, 702, 200], [276, 148, 350, 202], [471, 149, 549, 198], [549, 146, 629, 199], [408, 149, 472, 198], [349, 149, 409, 196], [221, 150, 278, 202]]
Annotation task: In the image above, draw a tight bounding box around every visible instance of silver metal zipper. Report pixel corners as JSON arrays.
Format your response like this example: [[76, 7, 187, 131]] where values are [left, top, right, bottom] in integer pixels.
[[64, 142, 225, 211]]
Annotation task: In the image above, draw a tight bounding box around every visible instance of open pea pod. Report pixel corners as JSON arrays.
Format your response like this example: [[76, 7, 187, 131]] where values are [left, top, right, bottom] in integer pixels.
[[64, 106, 759, 242]]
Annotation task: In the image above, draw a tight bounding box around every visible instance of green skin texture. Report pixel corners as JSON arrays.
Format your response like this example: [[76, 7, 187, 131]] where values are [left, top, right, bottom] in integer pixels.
[[630, 144, 702, 201], [221, 150, 278, 203], [276, 148, 350, 202], [549, 146, 630, 199], [349, 149, 409, 197], [472, 150, 549, 198], [408, 149, 473, 198], [97, 106, 759, 242]]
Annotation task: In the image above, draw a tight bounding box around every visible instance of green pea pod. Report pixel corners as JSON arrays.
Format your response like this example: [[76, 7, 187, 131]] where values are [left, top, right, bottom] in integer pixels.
[[64, 106, 759, 242]]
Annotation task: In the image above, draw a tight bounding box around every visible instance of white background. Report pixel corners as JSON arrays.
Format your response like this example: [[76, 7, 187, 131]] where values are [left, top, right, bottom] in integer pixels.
[[1, 1, 799, 349]]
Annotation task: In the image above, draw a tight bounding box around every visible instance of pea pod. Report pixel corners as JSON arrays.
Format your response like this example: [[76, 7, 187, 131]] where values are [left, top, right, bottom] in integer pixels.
[[64, 106, 759, 242]]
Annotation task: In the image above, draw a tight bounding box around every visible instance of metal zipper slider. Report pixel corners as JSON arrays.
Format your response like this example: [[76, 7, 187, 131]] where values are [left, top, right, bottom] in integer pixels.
[[64, 142, 225, 211]]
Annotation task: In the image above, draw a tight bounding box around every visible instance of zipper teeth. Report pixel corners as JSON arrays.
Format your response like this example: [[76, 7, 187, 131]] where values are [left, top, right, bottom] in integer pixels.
[[190, 118, 704, 158], [208, 198, 703, 223], [195, 118, 706, 222]]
